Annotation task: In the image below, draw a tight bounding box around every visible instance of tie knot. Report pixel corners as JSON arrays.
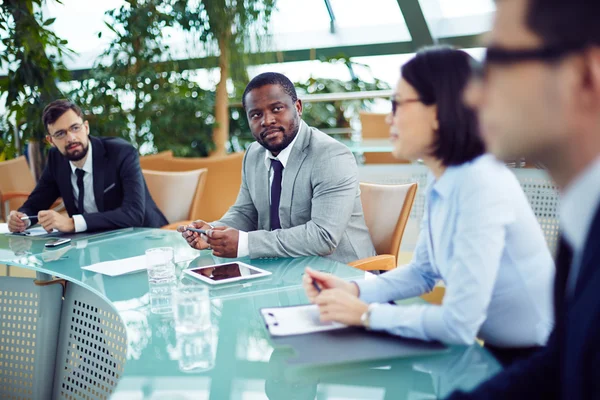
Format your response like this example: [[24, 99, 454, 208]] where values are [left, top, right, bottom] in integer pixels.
[[76, 168, 85, 179], [270, 159, 284, 172]]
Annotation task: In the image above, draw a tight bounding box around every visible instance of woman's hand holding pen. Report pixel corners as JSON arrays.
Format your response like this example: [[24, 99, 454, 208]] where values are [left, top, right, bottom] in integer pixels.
[[303, 267, 367, 326], [302, 267, 360, 302]]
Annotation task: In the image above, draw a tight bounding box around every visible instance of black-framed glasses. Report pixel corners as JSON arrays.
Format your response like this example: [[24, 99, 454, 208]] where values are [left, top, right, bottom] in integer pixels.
[[49, 122, 85, 140], [471, 42, 588, 80], [391, 97, 422, 115]]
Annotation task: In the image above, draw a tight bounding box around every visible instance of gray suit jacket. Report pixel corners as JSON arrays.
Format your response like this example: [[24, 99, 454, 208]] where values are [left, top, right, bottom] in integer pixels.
[[216, 121, 376, 263]]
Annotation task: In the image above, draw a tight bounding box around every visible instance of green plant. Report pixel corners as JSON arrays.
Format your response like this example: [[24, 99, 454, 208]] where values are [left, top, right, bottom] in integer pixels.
[[0, 0, 71, 167], [70, 0, 215, 157], [177, 0, 277, 155]]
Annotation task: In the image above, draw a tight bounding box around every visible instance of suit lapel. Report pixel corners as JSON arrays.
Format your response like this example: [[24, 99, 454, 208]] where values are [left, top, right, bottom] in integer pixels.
[[278, 123, 309, 228], [57, 156, 77, 216], [90, 137, 106, 212]]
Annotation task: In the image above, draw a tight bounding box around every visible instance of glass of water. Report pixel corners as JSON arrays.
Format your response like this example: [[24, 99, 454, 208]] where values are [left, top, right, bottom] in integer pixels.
[[146, 247, 176, 314], [172, 284, 214, 372]]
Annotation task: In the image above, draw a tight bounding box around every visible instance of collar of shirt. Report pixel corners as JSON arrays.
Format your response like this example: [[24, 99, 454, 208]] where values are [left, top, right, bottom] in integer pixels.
[[560, 155, 600, 254], [69, 140, 94, 176], [263, 120, 304, 169], [430, 155, 492, 198]]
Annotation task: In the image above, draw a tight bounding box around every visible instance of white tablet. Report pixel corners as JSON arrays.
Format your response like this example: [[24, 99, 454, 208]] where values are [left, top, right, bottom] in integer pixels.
[[183, 261, 272, 285]]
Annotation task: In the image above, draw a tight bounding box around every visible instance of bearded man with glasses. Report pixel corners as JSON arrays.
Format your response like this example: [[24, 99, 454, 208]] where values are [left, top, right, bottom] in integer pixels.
[[7, 99, 167, 233], [447, 0, 600, 399]]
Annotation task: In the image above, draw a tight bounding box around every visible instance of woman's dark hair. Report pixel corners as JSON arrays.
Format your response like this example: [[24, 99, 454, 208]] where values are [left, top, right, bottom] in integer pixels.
[[401, 46, 484, 166]]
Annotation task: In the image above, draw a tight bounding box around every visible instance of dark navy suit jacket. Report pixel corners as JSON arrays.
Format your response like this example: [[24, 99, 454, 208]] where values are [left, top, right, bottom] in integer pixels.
[[20, 136, 167, 231], [446, 203, 600, 399]]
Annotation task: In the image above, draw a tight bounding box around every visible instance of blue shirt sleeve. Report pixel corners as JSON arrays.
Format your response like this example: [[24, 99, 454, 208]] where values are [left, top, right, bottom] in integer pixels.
[[356, 169, 516, 345]]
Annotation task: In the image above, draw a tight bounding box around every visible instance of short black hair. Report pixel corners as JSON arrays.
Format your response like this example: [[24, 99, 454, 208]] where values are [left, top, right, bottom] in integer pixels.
[[42, 99, 84, 132], [526, 0, 600, 47], [401, 46, 484, 166], [242, 72, 298, 109]]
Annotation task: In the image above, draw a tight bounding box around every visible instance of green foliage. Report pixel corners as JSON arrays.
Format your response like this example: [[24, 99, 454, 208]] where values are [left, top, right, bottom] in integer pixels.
[[297, 59, 391, 131], [0, 0, 71, 154], [69, 0, 215, 156]]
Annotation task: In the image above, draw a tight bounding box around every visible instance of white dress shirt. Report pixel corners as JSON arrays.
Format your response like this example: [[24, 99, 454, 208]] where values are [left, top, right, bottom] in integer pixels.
[[236, 123, 303, 257], [69, 144, 98, 232], [355, 155, 555, 347], [560, 155, 600, 295]]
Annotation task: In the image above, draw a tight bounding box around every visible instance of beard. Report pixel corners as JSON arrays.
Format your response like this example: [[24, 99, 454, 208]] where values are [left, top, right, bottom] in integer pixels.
[[63, 141, 90, 162], [257, 117, 300, 154]]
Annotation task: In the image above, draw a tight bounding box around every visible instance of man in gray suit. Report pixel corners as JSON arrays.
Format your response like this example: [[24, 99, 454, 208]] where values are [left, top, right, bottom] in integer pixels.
[[179, 72, 376, 263]]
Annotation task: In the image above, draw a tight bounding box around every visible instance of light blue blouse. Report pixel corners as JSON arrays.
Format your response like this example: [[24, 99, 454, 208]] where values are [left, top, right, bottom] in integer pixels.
[[356, 155, 555, 347]]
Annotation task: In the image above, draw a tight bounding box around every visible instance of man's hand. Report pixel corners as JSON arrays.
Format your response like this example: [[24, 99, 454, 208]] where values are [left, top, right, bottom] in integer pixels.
[[206, 227, 239, 258], [38, 210, 75, 233], [7, 210, 28, 233], [314, 288, 369, 326], [177, 220, 212, 250]]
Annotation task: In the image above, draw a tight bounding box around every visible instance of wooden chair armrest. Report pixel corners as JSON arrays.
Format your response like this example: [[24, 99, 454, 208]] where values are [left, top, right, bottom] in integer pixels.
[[2, 191, 31, 201], [348, 254, 396, 271], [161, 220, 192, 231], [420, 286, 446, 305]]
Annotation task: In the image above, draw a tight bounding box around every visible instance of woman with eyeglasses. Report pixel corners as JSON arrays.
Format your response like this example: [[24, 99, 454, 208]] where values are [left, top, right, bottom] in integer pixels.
[[303, 46, 555, 366]]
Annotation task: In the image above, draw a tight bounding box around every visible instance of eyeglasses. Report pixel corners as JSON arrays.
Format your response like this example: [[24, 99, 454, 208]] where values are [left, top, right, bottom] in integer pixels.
[[49, 122, 85, 140], [391, 98, 422, 115], [471, 42, 588, 81]]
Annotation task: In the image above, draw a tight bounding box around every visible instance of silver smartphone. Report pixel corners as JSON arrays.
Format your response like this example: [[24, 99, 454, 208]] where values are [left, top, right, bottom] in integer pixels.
[[44, 238, 72, 248]]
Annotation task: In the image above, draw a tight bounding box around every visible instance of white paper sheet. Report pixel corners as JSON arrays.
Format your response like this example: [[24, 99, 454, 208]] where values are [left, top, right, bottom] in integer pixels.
[[81, 253, 195, 277], [3, 226, 58, 236], [261, 304, 347, 337]]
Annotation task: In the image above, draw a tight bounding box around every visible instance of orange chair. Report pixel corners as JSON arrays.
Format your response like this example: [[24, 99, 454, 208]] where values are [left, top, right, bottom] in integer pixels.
[[0, 156, 36, 221], [142, 169, 208, 228], [359, 111, 409, 164], [139, 150, 173, 169], [349, 182, 417, 271], [139, 152, 244, 225]]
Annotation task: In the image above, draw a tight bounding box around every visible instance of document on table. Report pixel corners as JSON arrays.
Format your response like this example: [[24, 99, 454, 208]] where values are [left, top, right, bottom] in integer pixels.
[[260, 304, 347, 337], [2, 225, 58, 236], [81, 253, 195, 277]]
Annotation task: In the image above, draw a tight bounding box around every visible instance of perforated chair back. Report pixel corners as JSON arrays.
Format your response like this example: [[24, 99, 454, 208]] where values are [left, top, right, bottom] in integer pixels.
[[511, 168, 560, 254], [0, 277, 63, 399], [52, 283, 127, 400], [359, 182, 417, 260]]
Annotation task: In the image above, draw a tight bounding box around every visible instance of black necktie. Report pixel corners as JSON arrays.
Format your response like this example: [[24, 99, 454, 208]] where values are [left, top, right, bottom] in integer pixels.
[[76, 168, 86, 214], [270, 159, 284, 231]]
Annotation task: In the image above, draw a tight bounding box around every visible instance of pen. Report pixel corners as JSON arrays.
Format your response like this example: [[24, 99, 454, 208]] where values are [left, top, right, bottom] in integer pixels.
[[20, 216, 30, 221], [186, 227, 208, 235], [312, 280, 321, 293]]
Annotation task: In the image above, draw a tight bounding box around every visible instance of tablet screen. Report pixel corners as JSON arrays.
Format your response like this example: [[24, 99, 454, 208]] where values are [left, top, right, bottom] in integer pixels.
[[188, 263, 264, 282]]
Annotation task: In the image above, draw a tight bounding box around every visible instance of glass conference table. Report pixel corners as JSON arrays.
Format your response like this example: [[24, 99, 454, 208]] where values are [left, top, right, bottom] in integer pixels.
[[0, 228, 501, 399]]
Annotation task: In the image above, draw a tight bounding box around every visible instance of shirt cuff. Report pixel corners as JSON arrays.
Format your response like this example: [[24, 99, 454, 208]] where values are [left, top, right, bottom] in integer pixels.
[[237, 231, 249, 258], [73, 215, 88, 233], [368, 303, 429, 340], [355, 278, 388, 303]]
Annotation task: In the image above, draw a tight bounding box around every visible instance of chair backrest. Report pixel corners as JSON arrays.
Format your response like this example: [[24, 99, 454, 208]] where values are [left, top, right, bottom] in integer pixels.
[[139, 152, 244, 222], [138, 150, 173, 169], [359, 182, 418, 259], [0, 156, 36, 215], [511, 168, 560, 254], [359, 112, 408, 164], [142, 168, 208, 224], [0, 276, 63, 399]]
